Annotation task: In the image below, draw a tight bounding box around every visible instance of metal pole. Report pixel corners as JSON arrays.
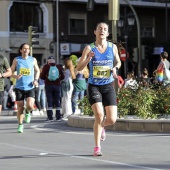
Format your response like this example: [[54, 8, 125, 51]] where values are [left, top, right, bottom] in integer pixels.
[[123, 0, 141, 77], [108, 0, 119, 93], [56, 0, 59, 64], [124, 35, 128, 77], [165, 2, 168, 42], [112, 20, 117, 41], [124, 6, 127, 78]]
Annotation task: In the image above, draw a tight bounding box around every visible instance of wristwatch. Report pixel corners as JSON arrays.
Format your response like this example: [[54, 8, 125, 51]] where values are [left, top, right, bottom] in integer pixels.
[[115, 67, 119, 71]]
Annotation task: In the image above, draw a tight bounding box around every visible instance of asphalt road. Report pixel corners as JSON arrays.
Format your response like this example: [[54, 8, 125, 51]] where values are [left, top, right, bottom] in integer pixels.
[[0, 115, 170, 170]]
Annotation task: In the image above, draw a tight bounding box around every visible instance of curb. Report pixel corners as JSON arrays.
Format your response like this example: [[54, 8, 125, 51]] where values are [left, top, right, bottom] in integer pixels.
[[68, 115, 170, 133], [2, 110, 43, 116]]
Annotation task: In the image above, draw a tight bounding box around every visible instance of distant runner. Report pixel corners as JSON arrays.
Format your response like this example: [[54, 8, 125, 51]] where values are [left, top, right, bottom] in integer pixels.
[[11, 43, 40, 133]]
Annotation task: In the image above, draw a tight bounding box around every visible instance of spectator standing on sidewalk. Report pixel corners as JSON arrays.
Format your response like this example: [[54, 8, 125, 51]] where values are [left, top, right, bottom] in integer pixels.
[[3, 85, 9, 110], [38, 66, 46, 113], [9, 71, 17, 107], [10, 43, 40, 133], [77, 22, 121, 156], [40, 56, 64, 122], [61, 58, 75, 119], [72, 65, 89, 115], [0, 54, 12, 114], [156, 51, 170, 87], [34, 81, 43, 115]]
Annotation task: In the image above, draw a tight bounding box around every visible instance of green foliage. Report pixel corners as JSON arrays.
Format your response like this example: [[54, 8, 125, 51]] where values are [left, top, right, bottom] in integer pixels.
[[78, 96, 93, 116], [78, 85, 170, 119], [153, 86, 170, 115], [117, 85, 170, 119]]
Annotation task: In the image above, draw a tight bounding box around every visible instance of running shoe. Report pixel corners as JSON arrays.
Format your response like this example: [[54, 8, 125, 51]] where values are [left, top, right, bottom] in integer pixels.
[[93, 147, 102, 156], [56, 118, 62, 122], [101, 128, 106, 141], [45, 118, 54, 122], [39, 110, 44, 115], [17, 124, 23, 133], [24, 110, 31, 123]]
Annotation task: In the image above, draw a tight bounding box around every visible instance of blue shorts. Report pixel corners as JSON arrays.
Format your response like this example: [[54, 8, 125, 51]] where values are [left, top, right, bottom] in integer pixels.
[[87, 82, 117, 107]]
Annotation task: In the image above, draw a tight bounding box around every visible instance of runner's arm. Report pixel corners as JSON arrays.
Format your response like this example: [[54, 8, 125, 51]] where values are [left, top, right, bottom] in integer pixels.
[[113, 44, 121, 69], [1, 57, 12, 78], [0, 68, 12, 78], [112, 44, 121, 78], [77, 45, 94, 71], [10, 58, 18, 79]]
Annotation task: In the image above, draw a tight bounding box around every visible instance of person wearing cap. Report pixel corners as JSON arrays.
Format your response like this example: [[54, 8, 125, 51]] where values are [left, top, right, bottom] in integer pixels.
[[10, 43, 40, 133], [40, 56, 64, 122]]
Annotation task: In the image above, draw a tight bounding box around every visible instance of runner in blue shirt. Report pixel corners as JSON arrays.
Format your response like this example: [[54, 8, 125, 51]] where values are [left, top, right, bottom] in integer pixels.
[[11, 43, 40, 133], [77, 22, 121, 156]]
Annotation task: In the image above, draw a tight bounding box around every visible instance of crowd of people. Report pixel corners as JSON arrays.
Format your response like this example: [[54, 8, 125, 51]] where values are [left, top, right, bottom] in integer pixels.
[[2, 51, 89, 123], [117, 51, 170, 91], [1, 22, 170, 157]]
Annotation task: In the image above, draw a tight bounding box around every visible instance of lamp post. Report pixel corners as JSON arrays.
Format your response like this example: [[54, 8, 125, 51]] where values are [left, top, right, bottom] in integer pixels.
[[108, 0, 119, 93], [122, 0, 141, 78], [118, 11, 135, 77], [56, 0, 59, 64]]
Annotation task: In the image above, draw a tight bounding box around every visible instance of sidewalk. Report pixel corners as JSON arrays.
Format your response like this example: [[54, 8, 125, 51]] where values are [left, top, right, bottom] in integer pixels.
[[1, 109, 45, 117], [2, 109, 170, 133], [68, 115, 170, 133], [1, 109, 14, 116]]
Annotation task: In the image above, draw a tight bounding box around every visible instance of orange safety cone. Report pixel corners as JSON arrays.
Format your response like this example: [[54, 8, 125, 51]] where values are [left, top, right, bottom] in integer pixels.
[[13, 101, 17, 111]]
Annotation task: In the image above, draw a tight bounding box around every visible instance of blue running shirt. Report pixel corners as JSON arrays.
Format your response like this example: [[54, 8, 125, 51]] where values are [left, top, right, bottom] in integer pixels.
[[15, 56, 34, 90], [88, 42, 114, 85]]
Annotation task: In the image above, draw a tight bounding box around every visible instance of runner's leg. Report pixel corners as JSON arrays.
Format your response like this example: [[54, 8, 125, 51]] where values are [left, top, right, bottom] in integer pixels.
[[91, 102, 104, 148]]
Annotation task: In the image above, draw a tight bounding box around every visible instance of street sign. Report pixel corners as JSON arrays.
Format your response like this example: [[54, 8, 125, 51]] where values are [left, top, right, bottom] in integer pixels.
[[120, 49, 126, 61]]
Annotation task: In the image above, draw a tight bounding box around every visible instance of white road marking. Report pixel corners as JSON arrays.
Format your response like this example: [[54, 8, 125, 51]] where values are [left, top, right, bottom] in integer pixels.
[[0, 142, 164, 170], [39, 153, 48, 156]]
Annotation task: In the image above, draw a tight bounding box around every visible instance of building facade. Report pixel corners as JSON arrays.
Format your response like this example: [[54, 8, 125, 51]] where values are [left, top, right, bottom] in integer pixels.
[[0, 0, 170, 77]]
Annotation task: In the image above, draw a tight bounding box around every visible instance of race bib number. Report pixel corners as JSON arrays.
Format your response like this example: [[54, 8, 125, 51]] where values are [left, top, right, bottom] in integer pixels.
[[19, 68, 31, 76], [93, 66, 110, 78]]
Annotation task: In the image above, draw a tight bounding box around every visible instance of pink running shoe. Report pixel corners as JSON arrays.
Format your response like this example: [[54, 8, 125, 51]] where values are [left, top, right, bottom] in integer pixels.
[[93, 147, 102, 156], [101, 128, 106, 141]]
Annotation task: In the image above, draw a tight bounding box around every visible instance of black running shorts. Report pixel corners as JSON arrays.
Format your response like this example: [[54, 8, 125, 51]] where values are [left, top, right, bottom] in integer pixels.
[[87, 82, 117, 107], [15, 88, 35, 101], [0, 91, 3, 105]]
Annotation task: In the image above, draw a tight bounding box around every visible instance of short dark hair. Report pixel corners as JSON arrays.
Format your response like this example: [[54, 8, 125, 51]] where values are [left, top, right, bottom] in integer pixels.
[[160, 51, 168, 59]]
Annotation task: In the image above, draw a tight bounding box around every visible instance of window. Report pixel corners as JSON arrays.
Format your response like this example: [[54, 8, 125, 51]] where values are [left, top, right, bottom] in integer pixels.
[[140, 17, 155, 37], [69, 13, 87, 35], [10, 2, 43, 32]]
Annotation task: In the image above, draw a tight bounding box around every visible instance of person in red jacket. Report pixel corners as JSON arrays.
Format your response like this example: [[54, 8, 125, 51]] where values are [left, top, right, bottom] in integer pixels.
[[117, 75, 124, 89], [40, 56, 64, 122]]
